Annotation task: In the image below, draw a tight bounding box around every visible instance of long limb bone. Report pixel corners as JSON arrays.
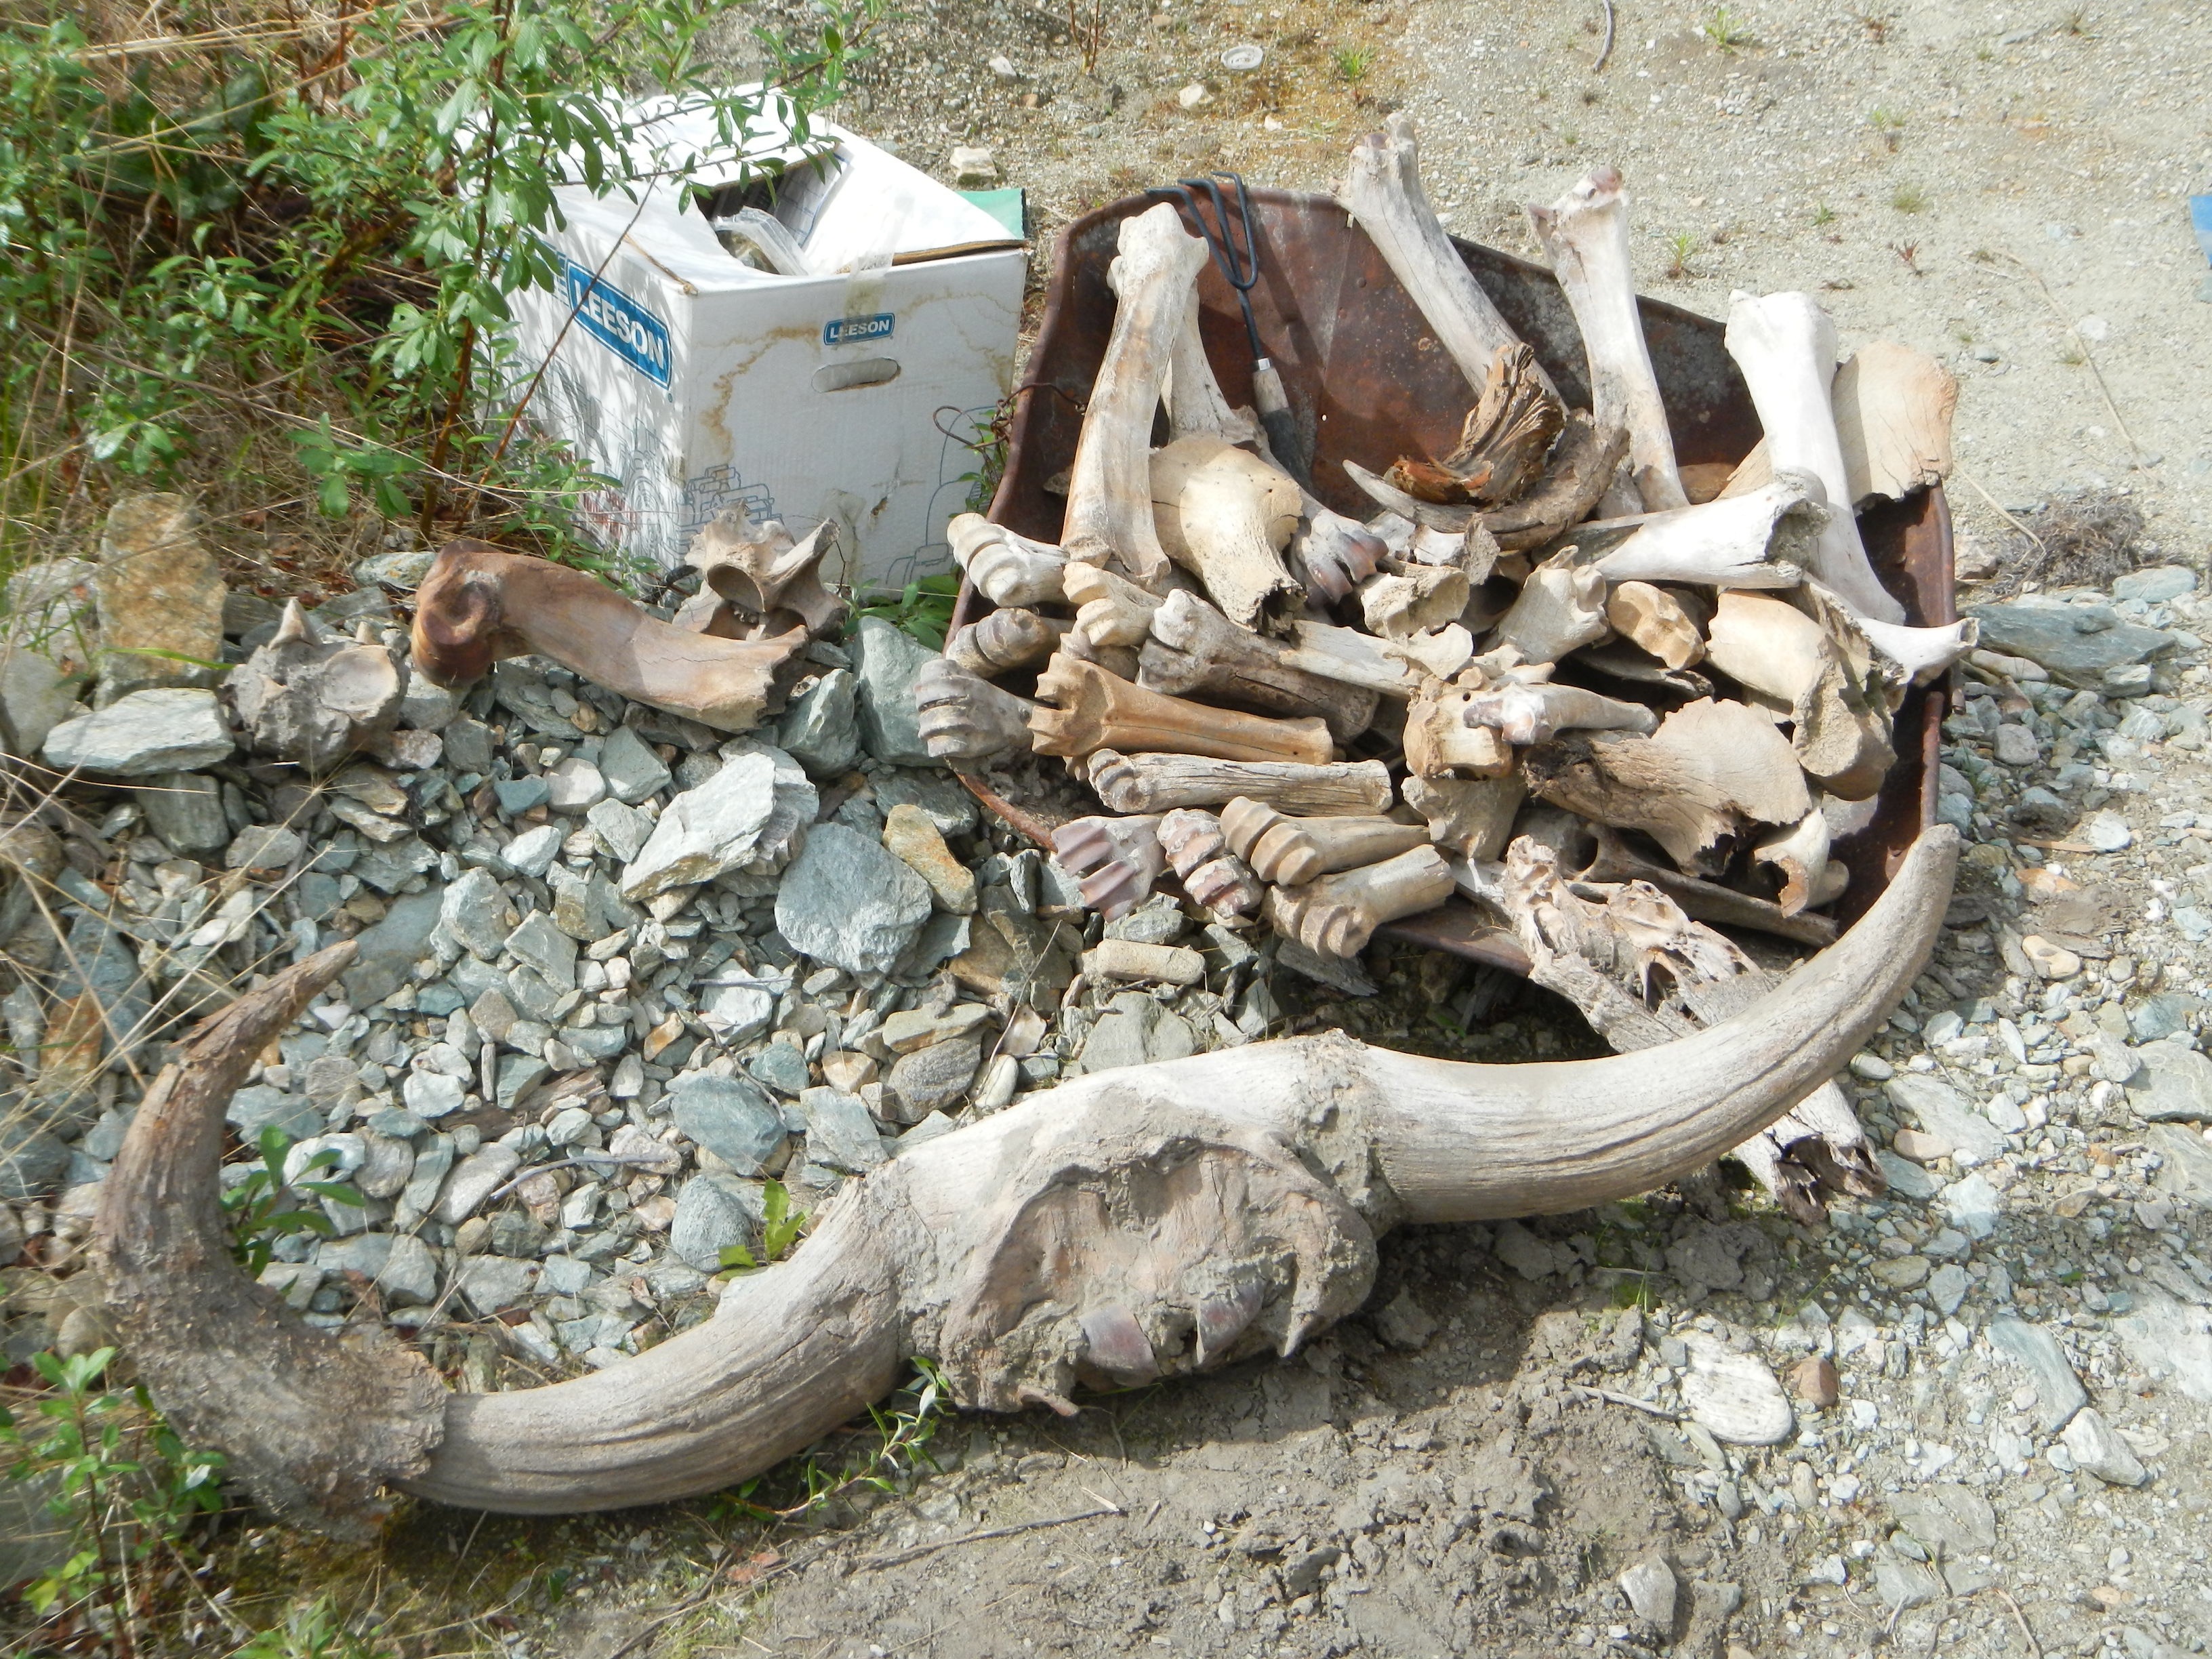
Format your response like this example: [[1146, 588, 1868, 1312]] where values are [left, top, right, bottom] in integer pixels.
[[1030, 653, 1334, 765], [1158, 808, 1263, 918], [916, 658, 1038, 764], [951, 514, 1069, 609], [1593, 474, 1821, 590], [1139, 591, 1380, 743], [1267, 845, 1457, 958], [1052, 814, 1166, 919], [1083, 750, 1395, 815], [1221, 798, 1430, 886], [946, 608, 1067, 678]]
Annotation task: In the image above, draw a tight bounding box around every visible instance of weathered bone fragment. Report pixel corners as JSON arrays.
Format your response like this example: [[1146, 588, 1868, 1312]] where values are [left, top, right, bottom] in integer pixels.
[[1752, 806, 1841, 917], [945, 608, 1066, 678], [1703, 590, 1894, 799], [1051, 814, 1166, 920], [1277, 621, 1427, 698], [1385, 344, 1565, 506], [1525, 169, 1688, 513], [1462, 682, 1658, 746], [1383, 623, 1474, 683], [1578, 827, 1837, 947], [1478, 413, 1631, 551], [1403, 774, 1525, 862], [97, 832, 1956, 1521], [1722, 340, 1959, 508], [1284, 503, 1387, 607], [1149, 435, 1305, 628], [1158, 808, 1263, 918], [1030, 653, 1334, 765], [1404, 682, 1517, 780], [1166, 287, 1263, 446], [1059, 561, 1161, 653], [951, 514, 1069, 609], [1490, 547, 1610, 663], [1063, 206, 1210, 585], [1723, 292, 1906, 623], [915, 659, 1038, 764], [1221, 798, 1429, 886], [1858, 615, 1980, 687], [1266, 845, 1456, 958], [1524, 697, 1811, 874], [685, 510, 846, 637], [1359, 562, 1469, 641], [1604, 581, 1706, 668], [1057, 628, 1141, 682], [1083, 750, 1394, 815], [1139, 592, 1380, 743], [412, 541, 803, 735], [1593, 473, 1821, 590], [1341, 114, 1555, 401], [230, 601, 407, 775]]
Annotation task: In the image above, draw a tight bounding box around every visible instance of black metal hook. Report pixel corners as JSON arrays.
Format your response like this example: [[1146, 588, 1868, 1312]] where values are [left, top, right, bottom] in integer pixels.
[[1146, 172, 1266, 363]]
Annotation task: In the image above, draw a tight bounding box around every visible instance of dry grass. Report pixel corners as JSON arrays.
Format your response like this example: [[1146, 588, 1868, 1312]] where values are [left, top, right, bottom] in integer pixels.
[[1988, 489, 2148, 595]]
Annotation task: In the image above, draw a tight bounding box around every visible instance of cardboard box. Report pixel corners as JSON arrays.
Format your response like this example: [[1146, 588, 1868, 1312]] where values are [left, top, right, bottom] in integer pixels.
[[501, 105, 1025, 592]]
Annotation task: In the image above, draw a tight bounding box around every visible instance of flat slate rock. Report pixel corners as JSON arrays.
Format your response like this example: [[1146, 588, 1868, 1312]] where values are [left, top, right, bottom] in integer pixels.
[[1985, 1315, 2087, 1433], [668, 1073, 785, 1176], [2148, 1122, 2212, 1206], [1679, 1335, 1794, 1445], [1884, 1075, 2007, 1165], [43, 688, 233, 776], [850, 617, 937, 765], [2129, 1042, 2212, 1123], [1965, 599, 2173, 682], [774, 821, 933, 975]]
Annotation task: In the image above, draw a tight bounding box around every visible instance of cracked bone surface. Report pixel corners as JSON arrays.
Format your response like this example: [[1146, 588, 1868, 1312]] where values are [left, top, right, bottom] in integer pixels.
[[1029, 652, 1334, 765], [1461, 682, 1658, 747], [1285, 502, 1388, 607], [1221, 797, 1429, 886], [230, 600, 406, 774], [1083, 748, 1395, 815], [1702, 589, 1895, 800], [914, 657, 1038, 764], [1578, 825, 1837, 947], [1158, 807, 1263, 917], [96, 830, 1953, 1520], [1404, 682, 1518, 780], [1063, 205, 1210, 585], [945, 607, 1066, 678], [1166, 285, 1263, 446], [1524, 696, 1811, 874], [411, 539, 802, 734], [1593, 472, 1822, 590], [1061, 559, 1164, 649], [1723, 291, 1906, 624], [1265, 844, 1457, 957], [1359, 562, 1470, 641], [1490, 547, 1610, 663], [1605, 581, 1706, 668], [1404, 773, 1526, 862], [1341, 113, 1553, 401], [950, 513, 1069, 609], [1386, 343, 1564, 506], [1050, 813, 1166, 919], [684, 510, 846, 637], [1722, 342, 1959, 507], [1753, 804, 1841, 917], [1526, 169, 1688, 514], [1149, 434, 1306, 628], [1139, 590, 1380, 743], [1277, 620, 1429, 698]]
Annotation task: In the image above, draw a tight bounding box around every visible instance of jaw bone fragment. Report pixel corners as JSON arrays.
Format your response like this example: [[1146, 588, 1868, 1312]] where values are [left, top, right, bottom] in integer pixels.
[[1404, 682, 1518, 781], [1605, 581, 1705, 668], [1265, 845, 1457, 958], [915, 659, 1038, 764], [411, 540, 803, 734], [1064, 205, 1211, 586], [1593, 472, 1821, 590], [1702, 589, 1895, 800], [1723, 292, 1906, 624], [1525, 169, 1689, 514], [1052, 814, 1166, 920], [1149, 435, 1306, 628], [231, 601, 407, 774], [951, 514, 1069, 609], [1030, 653, 1334, 765], [1221, 798, 1429, 886], [1461, 682, 1657, 746], [1341, 114, 1555, 401], [946, 608, 1067, 678], [1722, 341, 1960, 508], [1359, 562, 1469, 641], [1490, 547, 1610, 664], [1061, 562, 1162, 650], [93, 830, 1954, 1523], [685, 511, 847, 637], [1385, 343, 1565, 506], [1083, 750, 1394, 815], [1523, 697, 1811, 875], [1158, 808, 1263, 918], [1139, 591, 1380, 743]]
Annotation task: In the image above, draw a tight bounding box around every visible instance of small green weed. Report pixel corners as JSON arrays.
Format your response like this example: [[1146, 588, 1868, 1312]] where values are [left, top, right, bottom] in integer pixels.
[[1869, 105, 1907, 149], [1891, 182, 1929, 213], [234, 1597, 397, 1658], [853, 571, 963, 651], [719, 1359, 950, 1522], [1336, 46, 1376, 81], [719, 1180, 808, 1274], [1811, 201, 1837, 227], [221, 1123, 366, 1277], [1663, 231, 1700, 279], [1700, 7, 1754, 50]]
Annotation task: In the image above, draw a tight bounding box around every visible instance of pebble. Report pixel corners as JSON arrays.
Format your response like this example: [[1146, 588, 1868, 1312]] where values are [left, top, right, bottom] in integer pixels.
[[1084, 939, 1206, 987], [595, 725, 671, 804], [2127, 1041, 2212, 1122], [776, 668, 861, 777], [886, 1038, 981, 1118], [134, 771, 229, 857], [1788, 1355, 1840, 1408], [2083, 809, 2133, 852], [798, 1086, 887, 1172], [1679, 1335, 1793, 1445], [43, 688, 233, 776], [2148, 1122, 2212, 1205], [668, 1074, 785, 1176], [2020, 933, 2083, 980], [882, 804, 978, 914], [545, 756, 606, 812], [436, 1143, 521, 1224], [504, 822, 567, 878], [1883, 1075, 2005, 1164], [774, 821, 934, 976], [94, 493, 225, 701], [1618, 1556, 1677, 1627], [670, 1174, 764, 1271], [226, 824, 302, 873]]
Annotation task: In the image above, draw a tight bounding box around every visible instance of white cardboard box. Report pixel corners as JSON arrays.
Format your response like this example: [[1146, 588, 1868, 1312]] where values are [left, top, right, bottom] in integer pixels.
[[501, 110, 1024, 592]]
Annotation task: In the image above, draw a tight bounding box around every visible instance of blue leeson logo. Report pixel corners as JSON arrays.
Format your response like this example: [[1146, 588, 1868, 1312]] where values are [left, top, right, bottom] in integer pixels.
[[554, 252, 672, 388], [823, 312, 895, 346]]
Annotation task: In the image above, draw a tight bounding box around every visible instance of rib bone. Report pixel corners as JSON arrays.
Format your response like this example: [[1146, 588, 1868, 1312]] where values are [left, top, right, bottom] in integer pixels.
[[1723, 292, 1906, 623], [1063, 205, 1210, 585], [1030, 653, 1333, 765], [98, 832, 1957, 1520], [1266, 845, 1456, 958], [411, 539, 803, 734], [1221, 798, 1430, 886], [1149, 435, 1305, 628], [1139, 591, 1380, 743], [1083, 750, 1394, 815], [1526, 169, 1688, 512]]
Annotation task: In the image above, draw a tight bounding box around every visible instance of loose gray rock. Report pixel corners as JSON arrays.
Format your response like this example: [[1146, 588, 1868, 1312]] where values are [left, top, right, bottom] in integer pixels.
[[436, 1143, 520, 1224], [873, 766, 980, 838], [1872, 1551, 1945, 1610], [134, 771, 229, 856], [224, 1084, 322, 1143], [2112, 565, 2196, 602], [319, 1232, 437, 1303], [503, 823, 566, 880], [886, 1038, 981, 1120], [1875, 1150, 1940, 1201], [1372, 1289, 1437, 1351], [697, 968, 784, 1045], [1888, 1484, 1996, 1557], [798, 1086, 887, 1172], [1618, 1557, 1677, 1629], [777, 668, 861, 777], [1942, 1171, 2001, 1238], [1965, 599, 2173, 682], [850, 617, 937, 764], [671, 1174, 766, 1271], [2148, 1122, 2212, 1206], [443, 716, 494, 775], [545, 756, 606, 812], [774, 822, 933, 975], [340, 885, 444, 1008], [1074, 992, 1197, 1074], [1927, 1263, 1970, 1315], [596, 724, 672, 804], [669, 1073, 785, 1175], [508, 911, 577, 990], [747, 1042, 813, 1097], [226, 824, 302, 873], [1986, 1315, 2088, 1432], [2130, 992, 2201, 1043], [0, 1124, 69, 1202], [43, 688, 232, 776], [2060, 1406, 2148, 1486], [355, 1132, 415, 1200], [2129, 1042, 2212, 1123], [620, 751, 781, 901], [94, 493, 224, 701], [441, 868, 514, 962], [1884, 1074, 2006, 1164], [456, 1254, 538, 1318], [1679, 1335, 1793, 1445]]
